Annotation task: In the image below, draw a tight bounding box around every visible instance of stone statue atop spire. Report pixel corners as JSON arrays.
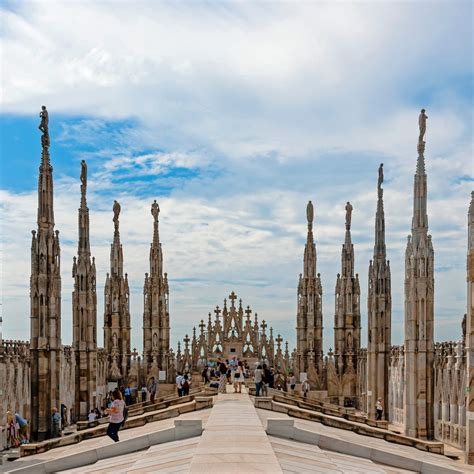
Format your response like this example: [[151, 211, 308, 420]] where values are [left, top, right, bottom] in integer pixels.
[[306, 200, 314, 225], [151, 199, 160, 222], [345, 201, 353, 230], [113, 200, 121, 231], [378, 163, 384, 190], [418, 108, 428, 144], [80, 160, 87, 189], [38, 105, 50, 148]]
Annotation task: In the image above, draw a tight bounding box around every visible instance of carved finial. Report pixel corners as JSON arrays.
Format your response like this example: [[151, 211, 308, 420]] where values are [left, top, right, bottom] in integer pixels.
[[113, 200, 121, 231], [306, 200, 314, 225], [345, 201, 353, 230]]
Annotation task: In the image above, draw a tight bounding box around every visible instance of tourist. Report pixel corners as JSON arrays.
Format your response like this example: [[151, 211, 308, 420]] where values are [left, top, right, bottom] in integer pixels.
[[261, 364, 270, 397], [51, 407, 62, 438], [218, 361, 227, 393], [254, 364, 263, 397], [94, 408, 101, 419], [124, 385, 132, 406], [141, 385, 147, 403], [301, 378, 310, 398], [6, 411, 20, 448], [182, 373, 191, 396], [229, 356, 238, 383], [106, 388, 125, 442], [234, 360, 244, 393], [176, 372, 184, 397], [288, 372, 296, 394], [148, 376, 157, 404], [376, 398, 384, 420], [202, 365, 210, 384], [88, 409, 96, 422], [15, 412, 29, 444]]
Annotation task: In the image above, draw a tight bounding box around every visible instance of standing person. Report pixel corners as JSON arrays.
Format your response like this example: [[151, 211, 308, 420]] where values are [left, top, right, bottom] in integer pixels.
[[218, 361, 227, 393], [176, 372, 184, 397], [229, 356, 238, 384], [182, 373, 190, 396], [261, 364, 270, 397], [6, 411, 19, 448], [202, 365, 210, 384], [106, 389, 125, 442], [254, 365, 263, 397], [148, 377, 157, 404], [51, 408, 62, 438], [124, 386, 132, 406], [234, 361, 244, 393], [141, 386, 147, 403], [301, 378, 310, 398], [288, 372, 296, 394], [376, 398, 384, 420]]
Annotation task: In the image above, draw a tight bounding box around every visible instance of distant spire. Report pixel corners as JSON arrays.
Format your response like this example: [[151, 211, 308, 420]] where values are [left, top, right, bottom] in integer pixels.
[[469, 191, 474, 252], [374, 164, 386, 258], [412, 109, 429, 239], [37, 105, 55, 228], [303, 200, 316, 278], [151, 200, 160, 248], [344, 201, 353, 245], [110, 200, 123, 277], [78, 160, 90, 256]]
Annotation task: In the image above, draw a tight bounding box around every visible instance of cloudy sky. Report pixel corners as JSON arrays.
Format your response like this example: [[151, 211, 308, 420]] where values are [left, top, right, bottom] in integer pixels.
[[1, 1, 472, 353]]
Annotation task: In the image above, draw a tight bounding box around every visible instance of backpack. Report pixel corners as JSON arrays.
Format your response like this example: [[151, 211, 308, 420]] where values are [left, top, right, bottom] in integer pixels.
[[121, 405, 129, 427], [182, 380, 190, 390]]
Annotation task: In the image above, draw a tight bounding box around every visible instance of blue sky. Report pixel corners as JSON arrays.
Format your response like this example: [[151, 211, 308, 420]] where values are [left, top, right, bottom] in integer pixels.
[[0, 1, 472, 353]]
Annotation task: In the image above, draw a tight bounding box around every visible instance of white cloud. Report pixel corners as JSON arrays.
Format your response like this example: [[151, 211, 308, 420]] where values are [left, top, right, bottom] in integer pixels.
[[0, 1, 472, 352]]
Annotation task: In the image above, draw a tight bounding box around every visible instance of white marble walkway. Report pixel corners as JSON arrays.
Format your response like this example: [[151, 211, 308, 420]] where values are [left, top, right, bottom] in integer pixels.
[[189, 387, 282, 473]]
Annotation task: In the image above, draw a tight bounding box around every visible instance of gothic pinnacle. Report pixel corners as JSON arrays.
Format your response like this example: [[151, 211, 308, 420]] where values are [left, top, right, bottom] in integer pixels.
[[307, 200, 314, 228]]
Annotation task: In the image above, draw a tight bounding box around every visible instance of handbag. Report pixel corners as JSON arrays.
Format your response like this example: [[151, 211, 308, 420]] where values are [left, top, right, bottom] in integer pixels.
[[235, 372, 240, 379]]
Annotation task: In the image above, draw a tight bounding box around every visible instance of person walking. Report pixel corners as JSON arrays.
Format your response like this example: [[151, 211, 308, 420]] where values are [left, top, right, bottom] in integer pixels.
[[288, 372, 296, 394], [202, 365, 210, 384], [218, 361, 227, 393], [182, 373, 191, 396], [234, 361, 244, 393], [51, 407, 62, 438], [376, 398, 384, 420], [301, 378, 310, 398], [254, 365, 263, 397], [124, 385, 132, 406], [148, 377, 157, 404], [261, 364, 270, 397], [106, 389, 125, 442], [176, 372, 184, 397]]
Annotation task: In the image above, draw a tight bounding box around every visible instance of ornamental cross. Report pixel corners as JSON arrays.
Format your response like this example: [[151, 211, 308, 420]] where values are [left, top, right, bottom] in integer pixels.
[[229, 291, 238, 305], [183, 334, 190, 350], [276, 334, 283, 349], [199, 320, 206, 334], [214, 306, 221, 320], [261, 319, 267, 334], [245, 305, 252, 320]]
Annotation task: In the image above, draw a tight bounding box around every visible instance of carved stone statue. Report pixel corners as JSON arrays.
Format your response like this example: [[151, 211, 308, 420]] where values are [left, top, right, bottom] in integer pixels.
[[38, 105, 49, 134], [151, 200, 160, 222], [345, 201, 353, 229], [113, 200, 121, 227], [418, 108, 428, 143], [306, 200, 314, 224], [38, 105, 50, 148], [378, 163, 384, 189], [80, 160, 87, 188]]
